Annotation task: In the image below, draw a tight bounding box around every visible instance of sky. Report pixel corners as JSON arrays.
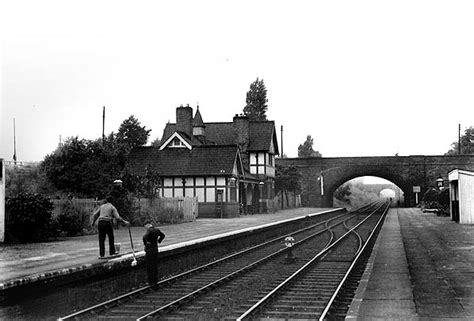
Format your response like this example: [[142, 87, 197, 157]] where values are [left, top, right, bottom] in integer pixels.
[[1, 0, 474, 162]]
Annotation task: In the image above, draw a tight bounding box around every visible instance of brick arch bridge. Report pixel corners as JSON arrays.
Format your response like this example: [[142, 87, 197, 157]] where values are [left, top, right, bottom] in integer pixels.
[[276, 155, 474, 207]]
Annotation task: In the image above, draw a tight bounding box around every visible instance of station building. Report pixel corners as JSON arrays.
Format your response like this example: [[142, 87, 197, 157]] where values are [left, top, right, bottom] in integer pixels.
[[128, 105, 279, 218]]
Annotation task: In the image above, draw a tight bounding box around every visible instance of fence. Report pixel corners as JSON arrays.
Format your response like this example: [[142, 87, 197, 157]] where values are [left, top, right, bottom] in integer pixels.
[[134, 197, 198, 223], [52, 197, 198, 223]]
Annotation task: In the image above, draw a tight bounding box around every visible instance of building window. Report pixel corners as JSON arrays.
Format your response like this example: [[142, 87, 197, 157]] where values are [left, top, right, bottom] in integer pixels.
[[170, 137, 186, 147]]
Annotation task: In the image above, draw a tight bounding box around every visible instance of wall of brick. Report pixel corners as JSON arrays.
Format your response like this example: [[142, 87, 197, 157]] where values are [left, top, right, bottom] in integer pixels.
[[277, 155, 474, 207]]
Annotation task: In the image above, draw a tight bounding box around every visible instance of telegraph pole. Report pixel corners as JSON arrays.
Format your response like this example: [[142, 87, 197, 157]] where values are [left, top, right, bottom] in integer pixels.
[[458, 124, 461, 154], [102, 106, 105, 145], [280, 125, 284, 158], [13, 118, 17, 164]]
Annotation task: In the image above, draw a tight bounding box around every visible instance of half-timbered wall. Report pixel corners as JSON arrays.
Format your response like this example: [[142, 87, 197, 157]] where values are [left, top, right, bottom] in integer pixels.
[[250, 152, 275, 177], [161, 176, 238, 203]]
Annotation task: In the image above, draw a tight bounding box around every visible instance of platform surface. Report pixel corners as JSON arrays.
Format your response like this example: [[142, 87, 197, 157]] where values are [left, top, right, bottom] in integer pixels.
[[347, 208, 474, 320], [0, 207, 329, 285]]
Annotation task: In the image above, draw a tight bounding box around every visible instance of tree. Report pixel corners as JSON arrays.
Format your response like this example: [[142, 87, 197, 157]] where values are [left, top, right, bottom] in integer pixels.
[[40, 136, 124, 198], [5, 164, 55, 198], [150, 137, 161, 147], [275, 164, 301, 208], [446, 126, 474, 155], [298, 135, 322, 158], [334, 184, 351, 205], [243, 78, 268, 121], [39, 115, 151, 198], [126, 166, 161, 199], [116, 115, 151, 151]]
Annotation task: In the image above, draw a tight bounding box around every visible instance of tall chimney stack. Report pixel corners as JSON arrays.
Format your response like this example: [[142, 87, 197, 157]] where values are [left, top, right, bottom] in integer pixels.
[[176, 104, 193, 138]]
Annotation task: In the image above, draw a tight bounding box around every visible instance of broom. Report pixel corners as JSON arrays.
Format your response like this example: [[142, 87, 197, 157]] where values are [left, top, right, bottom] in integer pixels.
[[128, 226, 138, 266]]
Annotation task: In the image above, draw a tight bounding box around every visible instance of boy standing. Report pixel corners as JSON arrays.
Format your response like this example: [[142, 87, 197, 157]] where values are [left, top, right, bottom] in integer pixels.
[[143, 221, 166, 285]]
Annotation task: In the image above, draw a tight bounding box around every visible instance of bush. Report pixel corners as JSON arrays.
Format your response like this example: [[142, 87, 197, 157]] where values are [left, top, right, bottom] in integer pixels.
[[6, 192, 54, 243], [56, 200, 91, 236], [421, 188, 450, 216]]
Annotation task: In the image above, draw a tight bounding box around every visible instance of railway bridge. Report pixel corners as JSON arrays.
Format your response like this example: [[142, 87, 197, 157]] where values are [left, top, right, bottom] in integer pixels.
[[276, 155, 474, 207]]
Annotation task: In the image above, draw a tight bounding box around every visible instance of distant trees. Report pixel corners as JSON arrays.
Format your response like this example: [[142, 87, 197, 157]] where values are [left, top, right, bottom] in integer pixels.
[[41, 136, 121, 197], [334, 184, 351, 205], [40, 115, 151, 198], [275, 164, 301, 208], [117, 115, 151, 151], [243, 78, 268, 121], [150, 137, 161, 147], [445, 126, 474, 155], [5, 164, 55, 198], [333, 180, 385, 210], [297, 135, 322, 158]]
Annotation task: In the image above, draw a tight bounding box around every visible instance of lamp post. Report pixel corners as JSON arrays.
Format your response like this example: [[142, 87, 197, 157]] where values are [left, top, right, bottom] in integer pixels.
[[259, 181, 265, 213], [436, 176, 444, 191]]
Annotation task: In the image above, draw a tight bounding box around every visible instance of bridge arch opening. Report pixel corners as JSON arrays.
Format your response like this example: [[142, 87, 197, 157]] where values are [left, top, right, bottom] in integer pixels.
[[333, 176, 404, 210]]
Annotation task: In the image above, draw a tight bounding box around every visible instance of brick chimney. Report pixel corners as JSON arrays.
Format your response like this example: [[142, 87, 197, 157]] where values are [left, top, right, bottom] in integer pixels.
[[176, 105, 193, 138], [233, 114, 250, 169]]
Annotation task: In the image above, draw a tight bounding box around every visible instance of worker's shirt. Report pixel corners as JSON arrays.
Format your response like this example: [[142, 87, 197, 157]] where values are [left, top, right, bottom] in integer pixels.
[[143, 227, 166, 254], [94, 202, 120, 222]]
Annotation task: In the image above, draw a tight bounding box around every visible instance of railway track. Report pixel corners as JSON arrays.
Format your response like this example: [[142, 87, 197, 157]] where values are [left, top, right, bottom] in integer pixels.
[[58, 200, 389, 320]]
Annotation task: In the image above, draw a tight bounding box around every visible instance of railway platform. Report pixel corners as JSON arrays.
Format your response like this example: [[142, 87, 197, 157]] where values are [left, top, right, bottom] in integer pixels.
[[347, 207, 474, 320], [0, 207, 330, 291]]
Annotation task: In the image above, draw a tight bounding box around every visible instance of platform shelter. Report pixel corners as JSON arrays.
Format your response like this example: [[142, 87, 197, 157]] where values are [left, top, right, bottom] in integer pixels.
[[448, 169, 474, 224]]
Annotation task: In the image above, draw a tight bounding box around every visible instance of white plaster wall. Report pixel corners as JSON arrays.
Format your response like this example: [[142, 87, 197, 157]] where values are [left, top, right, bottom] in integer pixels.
[[459, 173, 474, 224]]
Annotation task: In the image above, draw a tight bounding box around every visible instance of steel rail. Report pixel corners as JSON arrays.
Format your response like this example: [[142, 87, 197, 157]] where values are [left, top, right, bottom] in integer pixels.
[[343, 219, 364, 257], [58, 211, 350, 320], [236, 201, 387, 321], [319, 201, 390, 320], [135, 213, 360, 320]]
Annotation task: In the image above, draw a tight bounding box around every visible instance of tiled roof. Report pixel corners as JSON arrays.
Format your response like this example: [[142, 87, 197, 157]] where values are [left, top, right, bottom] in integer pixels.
[[248, 121, 276, 151], [162, 121, 277, 152], [128, 145, 240, 177]]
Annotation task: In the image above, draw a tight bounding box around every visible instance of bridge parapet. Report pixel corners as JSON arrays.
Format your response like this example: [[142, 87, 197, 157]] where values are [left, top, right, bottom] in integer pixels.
[[276, 155, 474, 207]]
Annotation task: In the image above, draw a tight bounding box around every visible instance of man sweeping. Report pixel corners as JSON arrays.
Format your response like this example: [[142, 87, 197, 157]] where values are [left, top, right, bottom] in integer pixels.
[[92, 196, 130, 258], [143, 220, 165, 285]]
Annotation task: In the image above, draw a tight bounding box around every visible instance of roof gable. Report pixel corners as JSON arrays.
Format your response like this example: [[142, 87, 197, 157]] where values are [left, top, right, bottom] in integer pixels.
[[161, 120, 279, 154], [159, 132, 193, 150]]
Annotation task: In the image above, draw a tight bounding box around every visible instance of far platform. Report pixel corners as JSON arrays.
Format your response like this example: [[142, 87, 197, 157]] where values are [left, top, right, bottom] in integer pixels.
[[347, 208, 474, 320]]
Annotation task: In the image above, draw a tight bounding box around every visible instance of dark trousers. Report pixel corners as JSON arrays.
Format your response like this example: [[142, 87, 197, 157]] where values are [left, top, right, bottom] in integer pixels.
[[145, 252, 158, 285], [98, 220, 115, 257]]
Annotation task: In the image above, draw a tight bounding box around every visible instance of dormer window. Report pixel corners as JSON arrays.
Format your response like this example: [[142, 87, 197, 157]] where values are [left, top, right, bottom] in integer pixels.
[[170, 137, 186, 148], [159, 132, 192, 150]]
